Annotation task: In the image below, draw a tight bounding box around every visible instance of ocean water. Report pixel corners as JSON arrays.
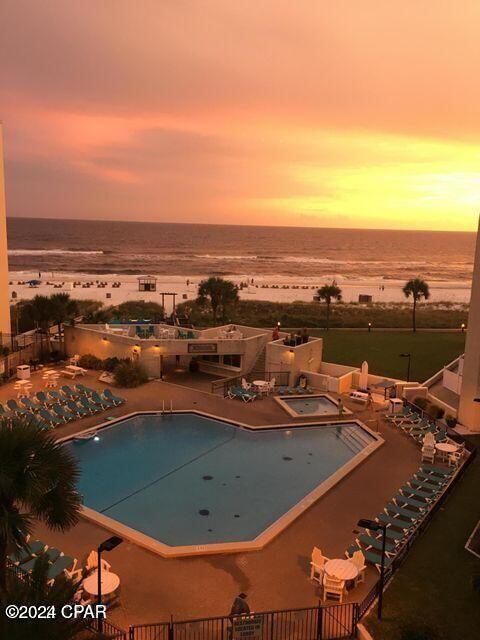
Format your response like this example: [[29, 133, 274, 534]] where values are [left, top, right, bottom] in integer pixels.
[[65, 413, 375, 546], [6, 217, 475, 281]]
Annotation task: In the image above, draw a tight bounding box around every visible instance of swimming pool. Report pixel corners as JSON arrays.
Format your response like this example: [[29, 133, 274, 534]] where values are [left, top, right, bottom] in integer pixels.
[[275, 394, 352, 418], [65, 412, 381, 555]]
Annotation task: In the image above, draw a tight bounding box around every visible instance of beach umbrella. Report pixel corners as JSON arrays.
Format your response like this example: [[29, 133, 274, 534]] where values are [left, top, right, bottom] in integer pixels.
[[359, 360, 369, 390]]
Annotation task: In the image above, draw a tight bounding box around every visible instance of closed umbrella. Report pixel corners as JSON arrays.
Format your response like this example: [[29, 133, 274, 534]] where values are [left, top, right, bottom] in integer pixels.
[[359, 360, 369, 390]]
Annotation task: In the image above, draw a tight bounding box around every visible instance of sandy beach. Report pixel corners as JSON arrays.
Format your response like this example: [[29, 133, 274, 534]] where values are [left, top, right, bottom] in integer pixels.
[[9, 270, 472, 314]]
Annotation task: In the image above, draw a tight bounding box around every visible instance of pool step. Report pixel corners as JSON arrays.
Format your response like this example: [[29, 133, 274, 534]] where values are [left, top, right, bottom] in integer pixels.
[[337, 426, 372, 455]]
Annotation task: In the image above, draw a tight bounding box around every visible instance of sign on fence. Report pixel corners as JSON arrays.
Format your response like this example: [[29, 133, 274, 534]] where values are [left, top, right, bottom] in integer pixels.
[[232, 615, 264, 640]]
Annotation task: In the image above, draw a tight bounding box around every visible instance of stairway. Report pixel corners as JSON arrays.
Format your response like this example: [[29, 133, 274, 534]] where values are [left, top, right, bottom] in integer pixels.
[[249, 345, 267, 377]]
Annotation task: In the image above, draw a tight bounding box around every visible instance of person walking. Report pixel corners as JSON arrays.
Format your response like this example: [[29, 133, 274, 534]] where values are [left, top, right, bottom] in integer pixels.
[[338, 398, 344, 417], [230, 593, 250, 617]]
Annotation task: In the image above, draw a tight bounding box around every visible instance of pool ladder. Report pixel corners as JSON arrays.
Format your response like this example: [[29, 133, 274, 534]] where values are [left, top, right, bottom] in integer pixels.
[[161, 399, 174, 415]]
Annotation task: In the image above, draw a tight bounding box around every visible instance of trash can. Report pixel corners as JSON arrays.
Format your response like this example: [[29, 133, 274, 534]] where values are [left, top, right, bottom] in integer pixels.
[[16, 365, 31, 380], [388, 398, 403, 414]]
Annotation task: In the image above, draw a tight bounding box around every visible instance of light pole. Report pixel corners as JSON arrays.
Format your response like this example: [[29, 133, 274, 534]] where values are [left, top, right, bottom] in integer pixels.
[[368, 322, 372, 333], [357, 519, 387, 619], [399, 353, 411, 382], [155, 345, 163, 379], [97, 536, 123, 633], [461, 323, 466, 333]]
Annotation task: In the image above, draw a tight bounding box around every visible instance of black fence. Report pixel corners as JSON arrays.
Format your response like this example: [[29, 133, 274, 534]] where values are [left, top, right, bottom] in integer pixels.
[[129, 604, 358, 640], [211, 371, 291, 396]]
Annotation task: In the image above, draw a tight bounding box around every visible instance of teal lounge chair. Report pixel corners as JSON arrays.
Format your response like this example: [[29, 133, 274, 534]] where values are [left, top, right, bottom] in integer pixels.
[[357, 533, 397, 555], [20, 397, 39, 412], [48, 390, 66, 404], [346, 543, 393, 572], [91, 390, 115, 409], [74, 383, 95, 396], [7, 399, 30, 416], [414, 472, 447, 488], [384, 503, 421, 522], [103, 389, 125, 405], [394, 493, 428, 511], [35, 391, 50, 406], [52, 403, 76, 423], [21, 547, 62, 572], [66, 399, 90, 418], [421, 464, 454, 478], [78, 396, 101, 414], [47, 555, 78, 582], [38, 407, 64, 427], [0, 404, 13, 419], [400, 485, 438, 502], [9, 540, 47, 565], [367, 526, 405, 542], [60, 385, 80, 400], [377, 513, 416, 531]]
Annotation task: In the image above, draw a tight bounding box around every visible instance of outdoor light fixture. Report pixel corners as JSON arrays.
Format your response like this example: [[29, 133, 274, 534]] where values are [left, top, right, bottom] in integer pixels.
[[277, 321, 281, 327], [97, 536, 123, 632], [399, 353, 411, 382], [368, 322, 372, 333], [461, 323, 466, 333], [357, 519, 387, 620], [102, 337, 108, 342]]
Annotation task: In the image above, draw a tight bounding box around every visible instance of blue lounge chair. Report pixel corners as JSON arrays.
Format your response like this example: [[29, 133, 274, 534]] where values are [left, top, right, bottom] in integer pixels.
[[0, 404, 13, 419], [9, 540, 47, 565], [400, 485, 438, 502], [384, 503, 421, 522], [38, 407, 64, 427], [60, 385, 80, 400], [21, 548, 62, 573], [66, 399, 90, 418], [47, 555, 78, 582], [357, 533, 397, 555], [91, 390, 115, 409], [48, 390, 66, 404], [393, 493, 428, 512], [7, 399, 30, 416], [376, 513, 416, 531], [35, 391, 51, 406], [20, 397, 40, 412], [52, 403, 76, 423], [346, 543, 393, 572], [421, 464, 453, 478], [74, 384, 95, 396], [103, 388, 125, 405], [78, 396, 100, 414]]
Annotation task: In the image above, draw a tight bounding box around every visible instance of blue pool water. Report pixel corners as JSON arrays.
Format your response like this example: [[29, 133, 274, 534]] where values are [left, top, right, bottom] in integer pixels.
[[281, 395, 340, 416], [66, 413, 375, 546]]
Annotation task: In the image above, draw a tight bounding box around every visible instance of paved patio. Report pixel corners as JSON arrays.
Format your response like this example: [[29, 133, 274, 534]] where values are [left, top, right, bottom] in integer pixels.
[[1, 367, 421, 628]]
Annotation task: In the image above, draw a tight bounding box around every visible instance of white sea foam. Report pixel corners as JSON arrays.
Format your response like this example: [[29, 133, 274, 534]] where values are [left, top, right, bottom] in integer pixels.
[[8, 249, 104, 256]]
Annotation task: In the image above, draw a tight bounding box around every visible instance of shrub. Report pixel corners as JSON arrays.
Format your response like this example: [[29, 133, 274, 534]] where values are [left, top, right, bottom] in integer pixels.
[[413, 396, 429, 410], [78, 354, 103, 370], [102, 356, 121, 372], [114, 361, 148, 388], [427, 403, 445, 420], [445, 414, 457, 428]]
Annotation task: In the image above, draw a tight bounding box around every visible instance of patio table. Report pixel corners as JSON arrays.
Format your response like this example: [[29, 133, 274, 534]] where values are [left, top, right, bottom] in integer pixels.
[[82, 571, 120, 596], [324, 559, 358, 581]]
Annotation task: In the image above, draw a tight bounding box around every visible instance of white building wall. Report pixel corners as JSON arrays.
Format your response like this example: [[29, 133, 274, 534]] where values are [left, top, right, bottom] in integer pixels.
[[459, 218, 480, 431]]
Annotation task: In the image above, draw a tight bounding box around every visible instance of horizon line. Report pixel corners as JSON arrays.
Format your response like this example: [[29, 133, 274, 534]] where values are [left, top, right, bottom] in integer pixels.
[[6, 215, 476, 234]]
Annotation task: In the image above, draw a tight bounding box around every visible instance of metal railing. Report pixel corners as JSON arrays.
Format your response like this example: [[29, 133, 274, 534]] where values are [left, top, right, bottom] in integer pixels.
[[129, 604, 357, 640]]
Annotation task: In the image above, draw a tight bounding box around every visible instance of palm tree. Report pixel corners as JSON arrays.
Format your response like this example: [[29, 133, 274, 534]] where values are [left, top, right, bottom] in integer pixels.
[[1, 555, 111, 640], [0, 418, 81, 593], [49, 293, 78, 353], [197, 277, 239, 323], [316, 284, 342, 330], [26, 295, 54, 356], [403, 278, 430, 332]]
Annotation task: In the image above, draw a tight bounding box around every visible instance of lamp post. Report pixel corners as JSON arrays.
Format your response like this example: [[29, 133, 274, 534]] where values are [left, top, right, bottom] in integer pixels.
[[97, 536, 123, 633], [155, 345, 163, 380], [368, 322, 372, 333], [357, 519, 387, 619], [399, 353, 411, 382], [461, 323, 466, 333]]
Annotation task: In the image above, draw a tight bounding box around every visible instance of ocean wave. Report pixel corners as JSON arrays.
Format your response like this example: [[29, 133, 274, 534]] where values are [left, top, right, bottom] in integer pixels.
[[8, 249, 104, 256]]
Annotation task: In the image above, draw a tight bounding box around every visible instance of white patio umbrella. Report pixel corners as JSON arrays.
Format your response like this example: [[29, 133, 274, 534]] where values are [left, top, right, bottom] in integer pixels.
[[359, 360, 369, 390]]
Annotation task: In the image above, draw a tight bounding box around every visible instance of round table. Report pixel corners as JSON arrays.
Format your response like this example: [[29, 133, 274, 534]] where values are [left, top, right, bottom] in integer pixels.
[[82, 571, 120, 596], [324, 559, 358, 581], [253, 380, 267, 387], [435, 443, 458, 453]]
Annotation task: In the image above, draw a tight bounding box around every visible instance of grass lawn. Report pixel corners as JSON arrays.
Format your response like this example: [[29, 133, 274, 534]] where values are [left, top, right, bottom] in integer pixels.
[[311, 330, 465, 382], [365, 437, 480, 640]]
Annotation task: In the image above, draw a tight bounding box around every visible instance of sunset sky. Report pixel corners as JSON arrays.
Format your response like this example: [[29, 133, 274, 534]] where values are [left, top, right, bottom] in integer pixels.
[[1, 1, 480, 230]]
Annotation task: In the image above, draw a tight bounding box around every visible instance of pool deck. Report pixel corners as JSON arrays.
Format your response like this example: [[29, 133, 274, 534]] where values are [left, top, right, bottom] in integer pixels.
[[0, 367, 421, 628]]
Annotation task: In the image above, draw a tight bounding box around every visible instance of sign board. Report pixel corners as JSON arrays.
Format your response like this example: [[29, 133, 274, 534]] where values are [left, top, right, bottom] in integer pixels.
[[188, 343, 218, 354], [232, 616, 263, 640]]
